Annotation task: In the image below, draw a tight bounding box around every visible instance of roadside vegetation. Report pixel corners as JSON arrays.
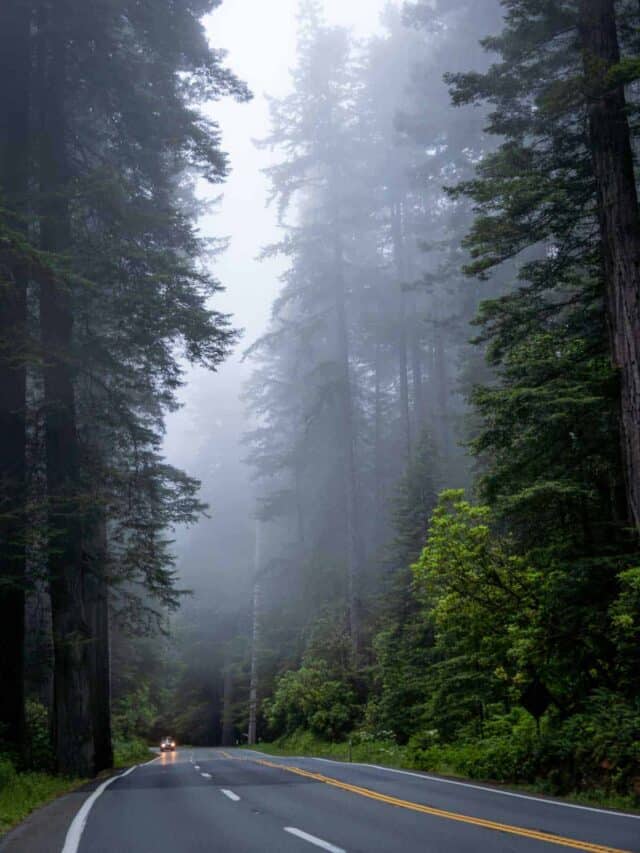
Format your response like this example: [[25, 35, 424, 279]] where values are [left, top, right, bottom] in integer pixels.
[[0, 760, 82, 837], [2, 0, 640, 830], [223, 0, 640, 810], [253, 729, 640, 814], [0, 700, 152, 837], [113, 0, 640, 808]]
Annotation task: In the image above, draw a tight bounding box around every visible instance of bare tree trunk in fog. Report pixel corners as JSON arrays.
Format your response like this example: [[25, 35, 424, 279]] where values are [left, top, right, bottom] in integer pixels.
[[0, 0, 30, 752], [391, 199, 411, 460], [434, 328, 451, 466], [248, 524, 261, 745], [374, 334, 385, 548], [578, 0, 640, 531], [221, 648, 234, 747], [332, 229, 362, 658], [294, 462, 305, 556], [293, 361, 306, 556], [38, 4, 94, 777], [409, 295, 426, 433]]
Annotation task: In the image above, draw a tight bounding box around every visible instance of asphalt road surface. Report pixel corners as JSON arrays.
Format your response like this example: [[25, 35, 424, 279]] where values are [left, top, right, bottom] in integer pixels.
[[23, 748, 640, 852]]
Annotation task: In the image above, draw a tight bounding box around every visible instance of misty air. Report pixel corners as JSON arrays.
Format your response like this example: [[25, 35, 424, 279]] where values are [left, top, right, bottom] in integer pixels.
[[1, 1, 640, 851]]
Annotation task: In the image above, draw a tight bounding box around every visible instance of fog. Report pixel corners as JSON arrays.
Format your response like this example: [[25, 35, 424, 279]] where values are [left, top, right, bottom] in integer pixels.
[[150, 0, 510, 745], [5, 0, 635, 796], [164, 0, 390, 611]]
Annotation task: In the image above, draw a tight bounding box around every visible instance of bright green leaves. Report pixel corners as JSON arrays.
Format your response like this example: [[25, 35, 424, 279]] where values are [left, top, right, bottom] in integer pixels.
[[264, 660, 359, 741]]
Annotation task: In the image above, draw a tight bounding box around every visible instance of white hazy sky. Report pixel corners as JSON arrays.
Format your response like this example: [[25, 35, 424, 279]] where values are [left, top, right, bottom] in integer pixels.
[[164, 0, 390, 469]]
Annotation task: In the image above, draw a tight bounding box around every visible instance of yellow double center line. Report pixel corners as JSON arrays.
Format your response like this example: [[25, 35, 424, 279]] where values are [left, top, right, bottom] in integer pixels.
[[254, 758, 630, 853]]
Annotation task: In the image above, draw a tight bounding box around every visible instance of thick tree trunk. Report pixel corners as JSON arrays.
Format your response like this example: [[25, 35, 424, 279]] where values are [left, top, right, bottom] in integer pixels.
[[38, 5, 94, 777], [579, 0, 640, 531], [0, 0, 31, 752], [85, 515, 113, 773]]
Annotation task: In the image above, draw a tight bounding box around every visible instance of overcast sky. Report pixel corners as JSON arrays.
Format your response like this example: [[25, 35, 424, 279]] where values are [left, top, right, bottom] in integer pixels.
[[164, 0, 390, 472]]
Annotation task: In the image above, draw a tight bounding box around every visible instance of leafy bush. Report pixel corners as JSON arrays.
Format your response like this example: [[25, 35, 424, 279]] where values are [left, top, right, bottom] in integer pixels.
[[264, 661, 360, 741], [113, 737, 153, 768], [407, 697, 640, 802], [112, 682, 158, 741]]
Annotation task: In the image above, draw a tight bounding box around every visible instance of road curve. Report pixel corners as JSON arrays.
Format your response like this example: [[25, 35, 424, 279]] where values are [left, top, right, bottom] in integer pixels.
[[14, 748, 640, 853]]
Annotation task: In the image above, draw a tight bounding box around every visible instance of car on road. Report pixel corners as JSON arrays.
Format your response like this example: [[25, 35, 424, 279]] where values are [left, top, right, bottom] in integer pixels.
[[160, 737, 176, 752]]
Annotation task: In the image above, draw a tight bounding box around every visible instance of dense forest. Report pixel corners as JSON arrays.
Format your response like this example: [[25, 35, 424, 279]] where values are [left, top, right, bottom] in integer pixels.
[[1, 0, 640, 815], [0, 0, 249, 778]]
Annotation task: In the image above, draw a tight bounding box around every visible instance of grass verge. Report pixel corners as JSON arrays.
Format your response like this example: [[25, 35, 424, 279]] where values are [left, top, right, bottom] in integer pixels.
[[0, 771, 84, 837], [0, 738, 153, 838]]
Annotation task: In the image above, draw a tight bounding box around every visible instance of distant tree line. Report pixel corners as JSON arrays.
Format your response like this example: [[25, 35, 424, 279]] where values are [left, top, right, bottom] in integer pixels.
[[0, 0, 248, 777]]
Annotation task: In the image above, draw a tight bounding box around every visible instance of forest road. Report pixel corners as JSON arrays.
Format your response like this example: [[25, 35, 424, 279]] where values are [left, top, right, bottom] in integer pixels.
[[13, 747, 640, 853]]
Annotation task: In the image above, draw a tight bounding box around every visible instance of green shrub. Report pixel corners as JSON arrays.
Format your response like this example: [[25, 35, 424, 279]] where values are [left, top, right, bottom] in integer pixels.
[[264, 661, 360, 741], [112, 683, 158, 742], [113, 738, 153, 768], [407, 697, 640, 802]]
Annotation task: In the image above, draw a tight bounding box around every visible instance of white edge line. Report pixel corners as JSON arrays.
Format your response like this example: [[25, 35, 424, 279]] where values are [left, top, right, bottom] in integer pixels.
[[283, 827, 345, 853], [309, 758, 640, 821], [221, 788, 240, 802], [61, 764, 139, 853], [244, 749, 640, 820]]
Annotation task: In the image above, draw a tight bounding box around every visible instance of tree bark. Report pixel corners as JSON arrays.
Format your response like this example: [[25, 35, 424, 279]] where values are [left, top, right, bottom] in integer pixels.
[[0, 0, 31, 752], [578, 0, 640, 531], [85, 514, 113, 773], [38, 2, 94, 777]]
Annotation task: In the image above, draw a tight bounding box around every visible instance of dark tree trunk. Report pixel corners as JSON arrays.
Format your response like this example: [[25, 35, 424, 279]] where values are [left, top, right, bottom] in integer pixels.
[[0, 0, 31, 752], [38, 4, 94, 777], [578, 0, 640, 531], [85, 515, 113, 773]]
